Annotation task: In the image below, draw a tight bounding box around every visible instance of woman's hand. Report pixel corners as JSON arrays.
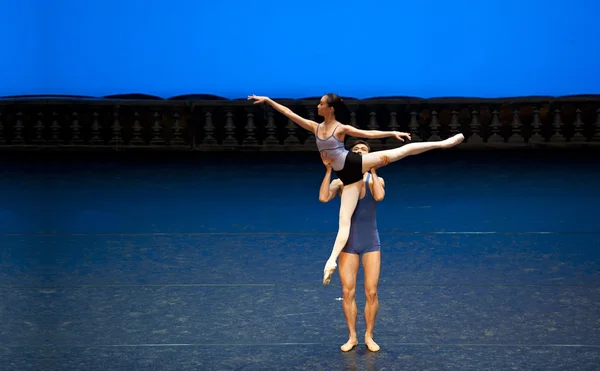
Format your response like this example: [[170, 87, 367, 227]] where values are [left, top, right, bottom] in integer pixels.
[[248, 95, 269, 104], [393, 131, 411, 142]]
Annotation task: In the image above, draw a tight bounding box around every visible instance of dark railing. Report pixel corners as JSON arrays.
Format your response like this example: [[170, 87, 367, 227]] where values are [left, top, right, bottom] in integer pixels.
[[0, 95, 599, 151]]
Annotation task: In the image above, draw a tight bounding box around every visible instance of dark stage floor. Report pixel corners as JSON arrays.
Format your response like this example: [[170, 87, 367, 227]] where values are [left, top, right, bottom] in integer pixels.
[[1, 149, 599, 370]]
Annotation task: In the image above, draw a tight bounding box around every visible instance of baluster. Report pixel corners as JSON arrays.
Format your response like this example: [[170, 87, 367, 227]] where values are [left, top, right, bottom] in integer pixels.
[[508, 109, 524, 143], [487, 110, 503, 143], [427, 110, 441, 141], [550, 109, 566, 142], [70, 112, 83, 145]]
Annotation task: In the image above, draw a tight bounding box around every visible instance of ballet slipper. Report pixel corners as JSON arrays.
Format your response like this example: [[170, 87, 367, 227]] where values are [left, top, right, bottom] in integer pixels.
[[323, 262, 337, 285], [340, 339, 358, 352], [365, 337, 380, 352]]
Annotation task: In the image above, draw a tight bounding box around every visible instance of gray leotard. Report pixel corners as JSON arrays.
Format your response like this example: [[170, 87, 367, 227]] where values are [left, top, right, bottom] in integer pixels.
[[315, 124, 348, 171]]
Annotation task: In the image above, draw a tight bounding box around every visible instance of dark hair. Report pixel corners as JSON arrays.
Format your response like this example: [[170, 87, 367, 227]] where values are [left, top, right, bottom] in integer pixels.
[[325, 93, 344, 112], [351, 139, 370, 152]]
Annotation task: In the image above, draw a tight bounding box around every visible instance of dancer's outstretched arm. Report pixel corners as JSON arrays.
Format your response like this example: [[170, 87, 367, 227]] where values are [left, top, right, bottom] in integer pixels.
[[341, 125, 411, 142], [248, 95, 317, 134]]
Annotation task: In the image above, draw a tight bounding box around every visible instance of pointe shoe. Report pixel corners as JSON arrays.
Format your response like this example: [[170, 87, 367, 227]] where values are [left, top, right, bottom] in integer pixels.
[[441, 133, 464, 148], [323, 263, 337, 285], [450, 133, 464, 146]]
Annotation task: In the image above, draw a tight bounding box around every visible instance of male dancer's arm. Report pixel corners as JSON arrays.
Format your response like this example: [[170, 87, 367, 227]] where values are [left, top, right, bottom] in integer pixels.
[[319, 164, 343, 203], [370, 168, 385, 201]]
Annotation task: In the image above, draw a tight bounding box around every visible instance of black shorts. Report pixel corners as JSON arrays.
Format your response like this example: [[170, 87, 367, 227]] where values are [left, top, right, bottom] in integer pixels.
[[335, 151, 364, 185]]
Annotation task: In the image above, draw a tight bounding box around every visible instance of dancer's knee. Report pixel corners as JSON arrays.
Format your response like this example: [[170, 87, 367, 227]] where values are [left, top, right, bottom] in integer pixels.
[[336, 221, 351, 244], [372, 149, 405, 167], [342, 287, 356, 301], [365, 287, 378, 303], [378, 154, 390, 167], [338, 211, 352, 229]]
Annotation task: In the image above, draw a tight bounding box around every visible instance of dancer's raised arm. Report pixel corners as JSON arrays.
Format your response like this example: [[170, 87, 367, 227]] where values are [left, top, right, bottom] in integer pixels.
[[319, 159, 344, 203], [248, 95, 318, 134], [369, 168, 385, 201]]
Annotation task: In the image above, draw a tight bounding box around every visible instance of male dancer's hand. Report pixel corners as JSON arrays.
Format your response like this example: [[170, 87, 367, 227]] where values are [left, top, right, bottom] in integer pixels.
[[321, 152, 334, 168]]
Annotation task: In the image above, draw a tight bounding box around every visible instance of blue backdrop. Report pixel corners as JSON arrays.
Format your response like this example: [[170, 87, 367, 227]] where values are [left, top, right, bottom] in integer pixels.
[[3, 0, 599, 99]]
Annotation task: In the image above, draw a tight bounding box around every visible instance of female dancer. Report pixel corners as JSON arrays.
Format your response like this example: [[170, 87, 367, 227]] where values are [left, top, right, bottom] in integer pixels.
[[248, 93, 464, 284]]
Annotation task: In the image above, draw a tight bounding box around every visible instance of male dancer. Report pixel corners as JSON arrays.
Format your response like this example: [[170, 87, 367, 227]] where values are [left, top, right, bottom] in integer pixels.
[[319, 139, 384, 352]]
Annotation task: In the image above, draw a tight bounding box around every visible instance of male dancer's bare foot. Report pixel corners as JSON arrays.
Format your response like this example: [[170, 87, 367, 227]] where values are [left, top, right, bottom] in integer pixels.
[[323, 261, 337, 285], [440, 133, 464, 149], [365, 336, 380, 352], [340, 338, 358, 352]]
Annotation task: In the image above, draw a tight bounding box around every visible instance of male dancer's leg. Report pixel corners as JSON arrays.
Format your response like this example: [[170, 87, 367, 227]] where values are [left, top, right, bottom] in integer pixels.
[[339, 251, 360, 352], [362, 251, 381, 352]]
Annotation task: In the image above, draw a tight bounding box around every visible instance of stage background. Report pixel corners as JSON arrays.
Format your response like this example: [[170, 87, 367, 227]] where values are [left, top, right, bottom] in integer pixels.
[[2, 0, 599, 99]]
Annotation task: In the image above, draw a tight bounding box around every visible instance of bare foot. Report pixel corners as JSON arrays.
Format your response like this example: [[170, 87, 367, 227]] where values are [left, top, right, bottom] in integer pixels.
[[340, 338, 358, 352], [441, 133, 464, 149], [365, 336, 380, 352], [323, 261, 337, 285]]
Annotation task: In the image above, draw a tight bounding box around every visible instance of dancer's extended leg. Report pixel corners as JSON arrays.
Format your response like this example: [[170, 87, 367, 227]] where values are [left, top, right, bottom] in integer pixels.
[[361, 133, 464, 172], [323, 180, 362, 284]]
